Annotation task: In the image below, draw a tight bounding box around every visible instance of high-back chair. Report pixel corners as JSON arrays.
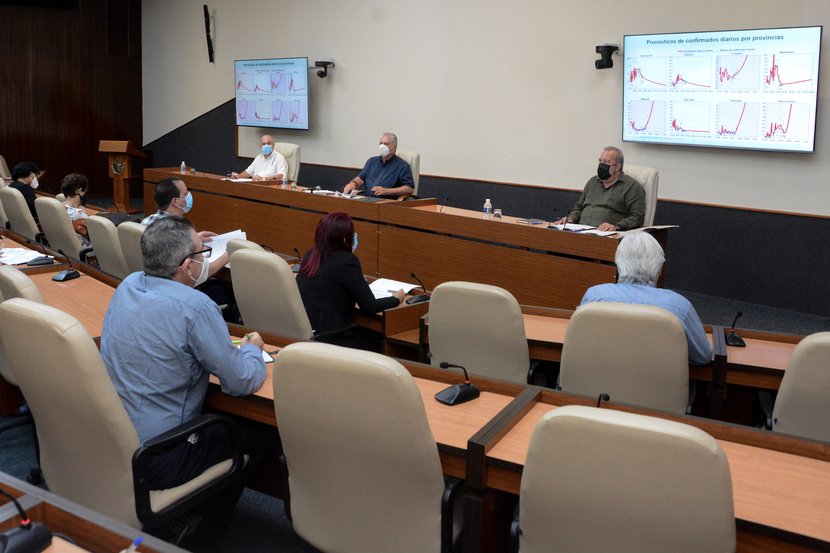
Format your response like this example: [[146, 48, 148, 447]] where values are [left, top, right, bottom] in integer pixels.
[[624, 164, 659, 226], [87, 215, 130, 279], [117, 221, 146, 274], [559, 302, 690, 413], [0, 265, 45, 304], [513, 405, 735, 553], [34, 196, 92, 261], [0, 155, 11, 182], [230, 249, 312, 340], [0, 182, 8, 228], [0, 298, 245, 531], [396, 149, 421, 195], [226, 238, 264, 259], [768, 332, 830, 442], [274, 142, 301, 182], [273, 342, 459, 553], [428, 281, 532, 384], [0, 186, 40, 241]]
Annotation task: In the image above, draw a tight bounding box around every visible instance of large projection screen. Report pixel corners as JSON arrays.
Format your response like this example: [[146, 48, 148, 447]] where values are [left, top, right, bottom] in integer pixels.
[[235, 57, 309, 130], [623, 26, 822, 153]]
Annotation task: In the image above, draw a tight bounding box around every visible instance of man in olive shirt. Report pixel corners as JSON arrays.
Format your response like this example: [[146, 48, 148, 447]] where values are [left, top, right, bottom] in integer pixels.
[[555, 147, 645, 231]]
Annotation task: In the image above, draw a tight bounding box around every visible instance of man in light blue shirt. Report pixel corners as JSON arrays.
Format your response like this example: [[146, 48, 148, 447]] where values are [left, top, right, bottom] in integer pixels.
[[580, 231, 713, 365], [101, 216, 266, 490]]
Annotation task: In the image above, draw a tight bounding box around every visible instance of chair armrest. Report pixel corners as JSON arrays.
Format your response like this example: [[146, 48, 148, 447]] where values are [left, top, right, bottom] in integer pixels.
[[79, 247, 94, 264], [132, 414, 245, 528], [509, 502, 521, 553], [311, 324, 356, 343], [441, 476, 462, 553], [526, 360, 543, 385], [758, 391, 775, 430]]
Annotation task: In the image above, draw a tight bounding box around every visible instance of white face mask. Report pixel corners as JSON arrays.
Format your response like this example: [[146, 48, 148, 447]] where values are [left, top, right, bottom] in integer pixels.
[[187, 257, 210, 287], [30, 174, 39, 190], [378, 144, 391, 158]]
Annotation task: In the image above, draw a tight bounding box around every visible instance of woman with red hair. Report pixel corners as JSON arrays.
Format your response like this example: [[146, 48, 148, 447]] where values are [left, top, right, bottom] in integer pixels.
[[297, 212, 404, 348]]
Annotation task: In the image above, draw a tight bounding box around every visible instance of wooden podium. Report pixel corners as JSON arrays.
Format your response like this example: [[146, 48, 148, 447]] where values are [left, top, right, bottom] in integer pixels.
[[99, 140, 147, 213]]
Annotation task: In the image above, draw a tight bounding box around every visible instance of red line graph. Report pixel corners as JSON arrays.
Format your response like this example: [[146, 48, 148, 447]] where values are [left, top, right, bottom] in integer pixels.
[[765, 55, 813, 86], [718, 103, 746, 136], [289, 75, 306, 93], [764, 103, 794, 138], [236, 80, 252, 92], [719, 55, 748, 83], [629, 68, 665, 87], [289, 101, 301, 123], [630, 101, 656, 131], [671, 119, 708, 133], [272, 102, 284, 122], [237, 100, 249, 120], [670, 74, 711, 88], [271, 74, 284, 91], [253, 83, 269, 93]]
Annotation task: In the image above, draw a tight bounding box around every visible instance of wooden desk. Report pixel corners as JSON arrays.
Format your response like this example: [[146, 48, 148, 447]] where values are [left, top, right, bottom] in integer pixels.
[[0, 472, 183, 553], [478, 390, 830, 552], [28, 270, 116, 338], [721, 328, 800, 390]]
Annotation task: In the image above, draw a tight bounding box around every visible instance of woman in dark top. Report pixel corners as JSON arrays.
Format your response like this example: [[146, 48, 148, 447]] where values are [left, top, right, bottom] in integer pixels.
[[296, 212, 404, 348]]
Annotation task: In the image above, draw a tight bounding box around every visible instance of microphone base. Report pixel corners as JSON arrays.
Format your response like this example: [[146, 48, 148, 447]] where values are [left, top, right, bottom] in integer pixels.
[[51, 270, 80, 282], [26, 256, 54, 267], [0, 523, 52, 553], [406, 293, 430, 305], [435, 383, 480, 406], [726, 332, 746, 348]]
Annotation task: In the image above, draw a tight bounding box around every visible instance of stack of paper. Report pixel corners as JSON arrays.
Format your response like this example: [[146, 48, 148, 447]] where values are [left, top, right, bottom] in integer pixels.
[[205, 230, 247, 260], [0, 248, 52, 265], [368, 278, 421, 299]]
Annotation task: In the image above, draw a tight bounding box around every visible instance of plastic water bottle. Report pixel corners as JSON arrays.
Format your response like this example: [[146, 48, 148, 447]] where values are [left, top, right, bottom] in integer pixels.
[[483, 198, 493, 219], [180, 161, 187, 174]]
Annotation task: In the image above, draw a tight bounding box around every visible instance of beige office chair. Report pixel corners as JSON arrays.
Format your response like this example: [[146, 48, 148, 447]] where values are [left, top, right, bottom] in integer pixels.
[[396, 149, 421, 196], [559, 302, 690, 413], [624, 164, 659, 226], [226, 238, 264, 259], [0, 186, 41, 241], [0, 155, 11, 182], [54, 193, 66, 202], [0, 298, 245, 531], [274, 142, 301, 182], [273, 342, 460, 553], [87, 215, 130, 279], [428, 281, 532, 384], [118, 221, 146, 274], [230, 249, 312, 340], [34, 197, 92, 262], [761, 332, 830, 442], [0, 265, 45, 304], [513, 405, 735, 553], [0, 181, 8, 228]]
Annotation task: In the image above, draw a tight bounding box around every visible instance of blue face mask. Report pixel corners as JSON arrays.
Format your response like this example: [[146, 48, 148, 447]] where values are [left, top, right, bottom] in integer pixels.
[[262, 144, 273, 155], [183, 192, 193, 213], [352, 232, 358, 252]]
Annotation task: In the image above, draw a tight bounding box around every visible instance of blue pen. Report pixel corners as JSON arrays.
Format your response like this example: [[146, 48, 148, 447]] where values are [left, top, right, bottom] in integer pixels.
[[125, 536, 143, 553]]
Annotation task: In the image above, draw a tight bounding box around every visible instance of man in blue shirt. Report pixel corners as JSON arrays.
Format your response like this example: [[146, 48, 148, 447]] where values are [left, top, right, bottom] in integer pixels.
[[101, 216, 267, 490], [580, 231, 713, 365], [343, 132, 414, 198]]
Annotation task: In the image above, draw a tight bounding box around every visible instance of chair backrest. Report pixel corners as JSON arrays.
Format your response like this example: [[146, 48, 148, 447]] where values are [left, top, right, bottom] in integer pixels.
[[274, 142, 301, 182], [624, 164, 659, 226], [559, 302, 689, 413], [396, 149, 421, 194], [226, 238, 264, 259], [54, 193, 66, 202], [117, 221, 146, 274], [0, 181, 8, 228], [35, 197, 82, 259], [428, 281, 529, 384], [772, 332, 830, 442], [0, 298, 141, 528], [273, 342, 446, 553], [519, 405, 735, 553], [0, 155, 11, 182], [0, 265, 44, 387], [0, 186, 40, 241], [87, 215, 130, 279], [230, 249, 312, 340]]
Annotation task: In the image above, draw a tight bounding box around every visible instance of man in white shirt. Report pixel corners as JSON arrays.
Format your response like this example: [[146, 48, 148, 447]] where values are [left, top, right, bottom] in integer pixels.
[[230, 134, 288, 181]]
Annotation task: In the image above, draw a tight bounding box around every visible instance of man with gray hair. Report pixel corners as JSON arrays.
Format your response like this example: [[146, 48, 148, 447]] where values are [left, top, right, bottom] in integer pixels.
[[555, 146, 645, 231], [580, 231, 712, 365], [343, 132, 414, 198], [101, 216, 266, 490]]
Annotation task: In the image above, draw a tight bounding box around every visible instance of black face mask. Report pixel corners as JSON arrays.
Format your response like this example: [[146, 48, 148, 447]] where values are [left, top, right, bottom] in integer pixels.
[[80, 194, 88, 206], [597, 163, 612, 181]]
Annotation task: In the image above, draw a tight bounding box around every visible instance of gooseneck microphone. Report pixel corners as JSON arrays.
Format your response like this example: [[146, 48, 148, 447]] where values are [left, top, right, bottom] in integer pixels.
[[0, 487, 53, 552], [406, 272, 430, 305], [596, 393, 610, 407], [435, 362, 481, 406], [725, 310, 746, 347], [293, 247, 303, 262], [52, 250, 80, 282]]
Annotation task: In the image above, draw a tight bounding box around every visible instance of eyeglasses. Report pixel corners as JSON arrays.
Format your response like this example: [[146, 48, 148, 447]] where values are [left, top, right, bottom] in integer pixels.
[[179, 247, 212, 266]]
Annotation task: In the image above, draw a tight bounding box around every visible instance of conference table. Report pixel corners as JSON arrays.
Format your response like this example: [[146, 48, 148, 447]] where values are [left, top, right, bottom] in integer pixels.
[[144, 168, 671, 309], [204, 352, 830, 553]]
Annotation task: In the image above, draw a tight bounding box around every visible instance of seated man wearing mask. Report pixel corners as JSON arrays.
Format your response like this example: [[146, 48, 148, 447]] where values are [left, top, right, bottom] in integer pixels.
[[342, 132, 414, 198], [554, 146, 645, 231], [230, 134, 288, 181], [580, 231, 713, 365], [9, 161, 43, 220]]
